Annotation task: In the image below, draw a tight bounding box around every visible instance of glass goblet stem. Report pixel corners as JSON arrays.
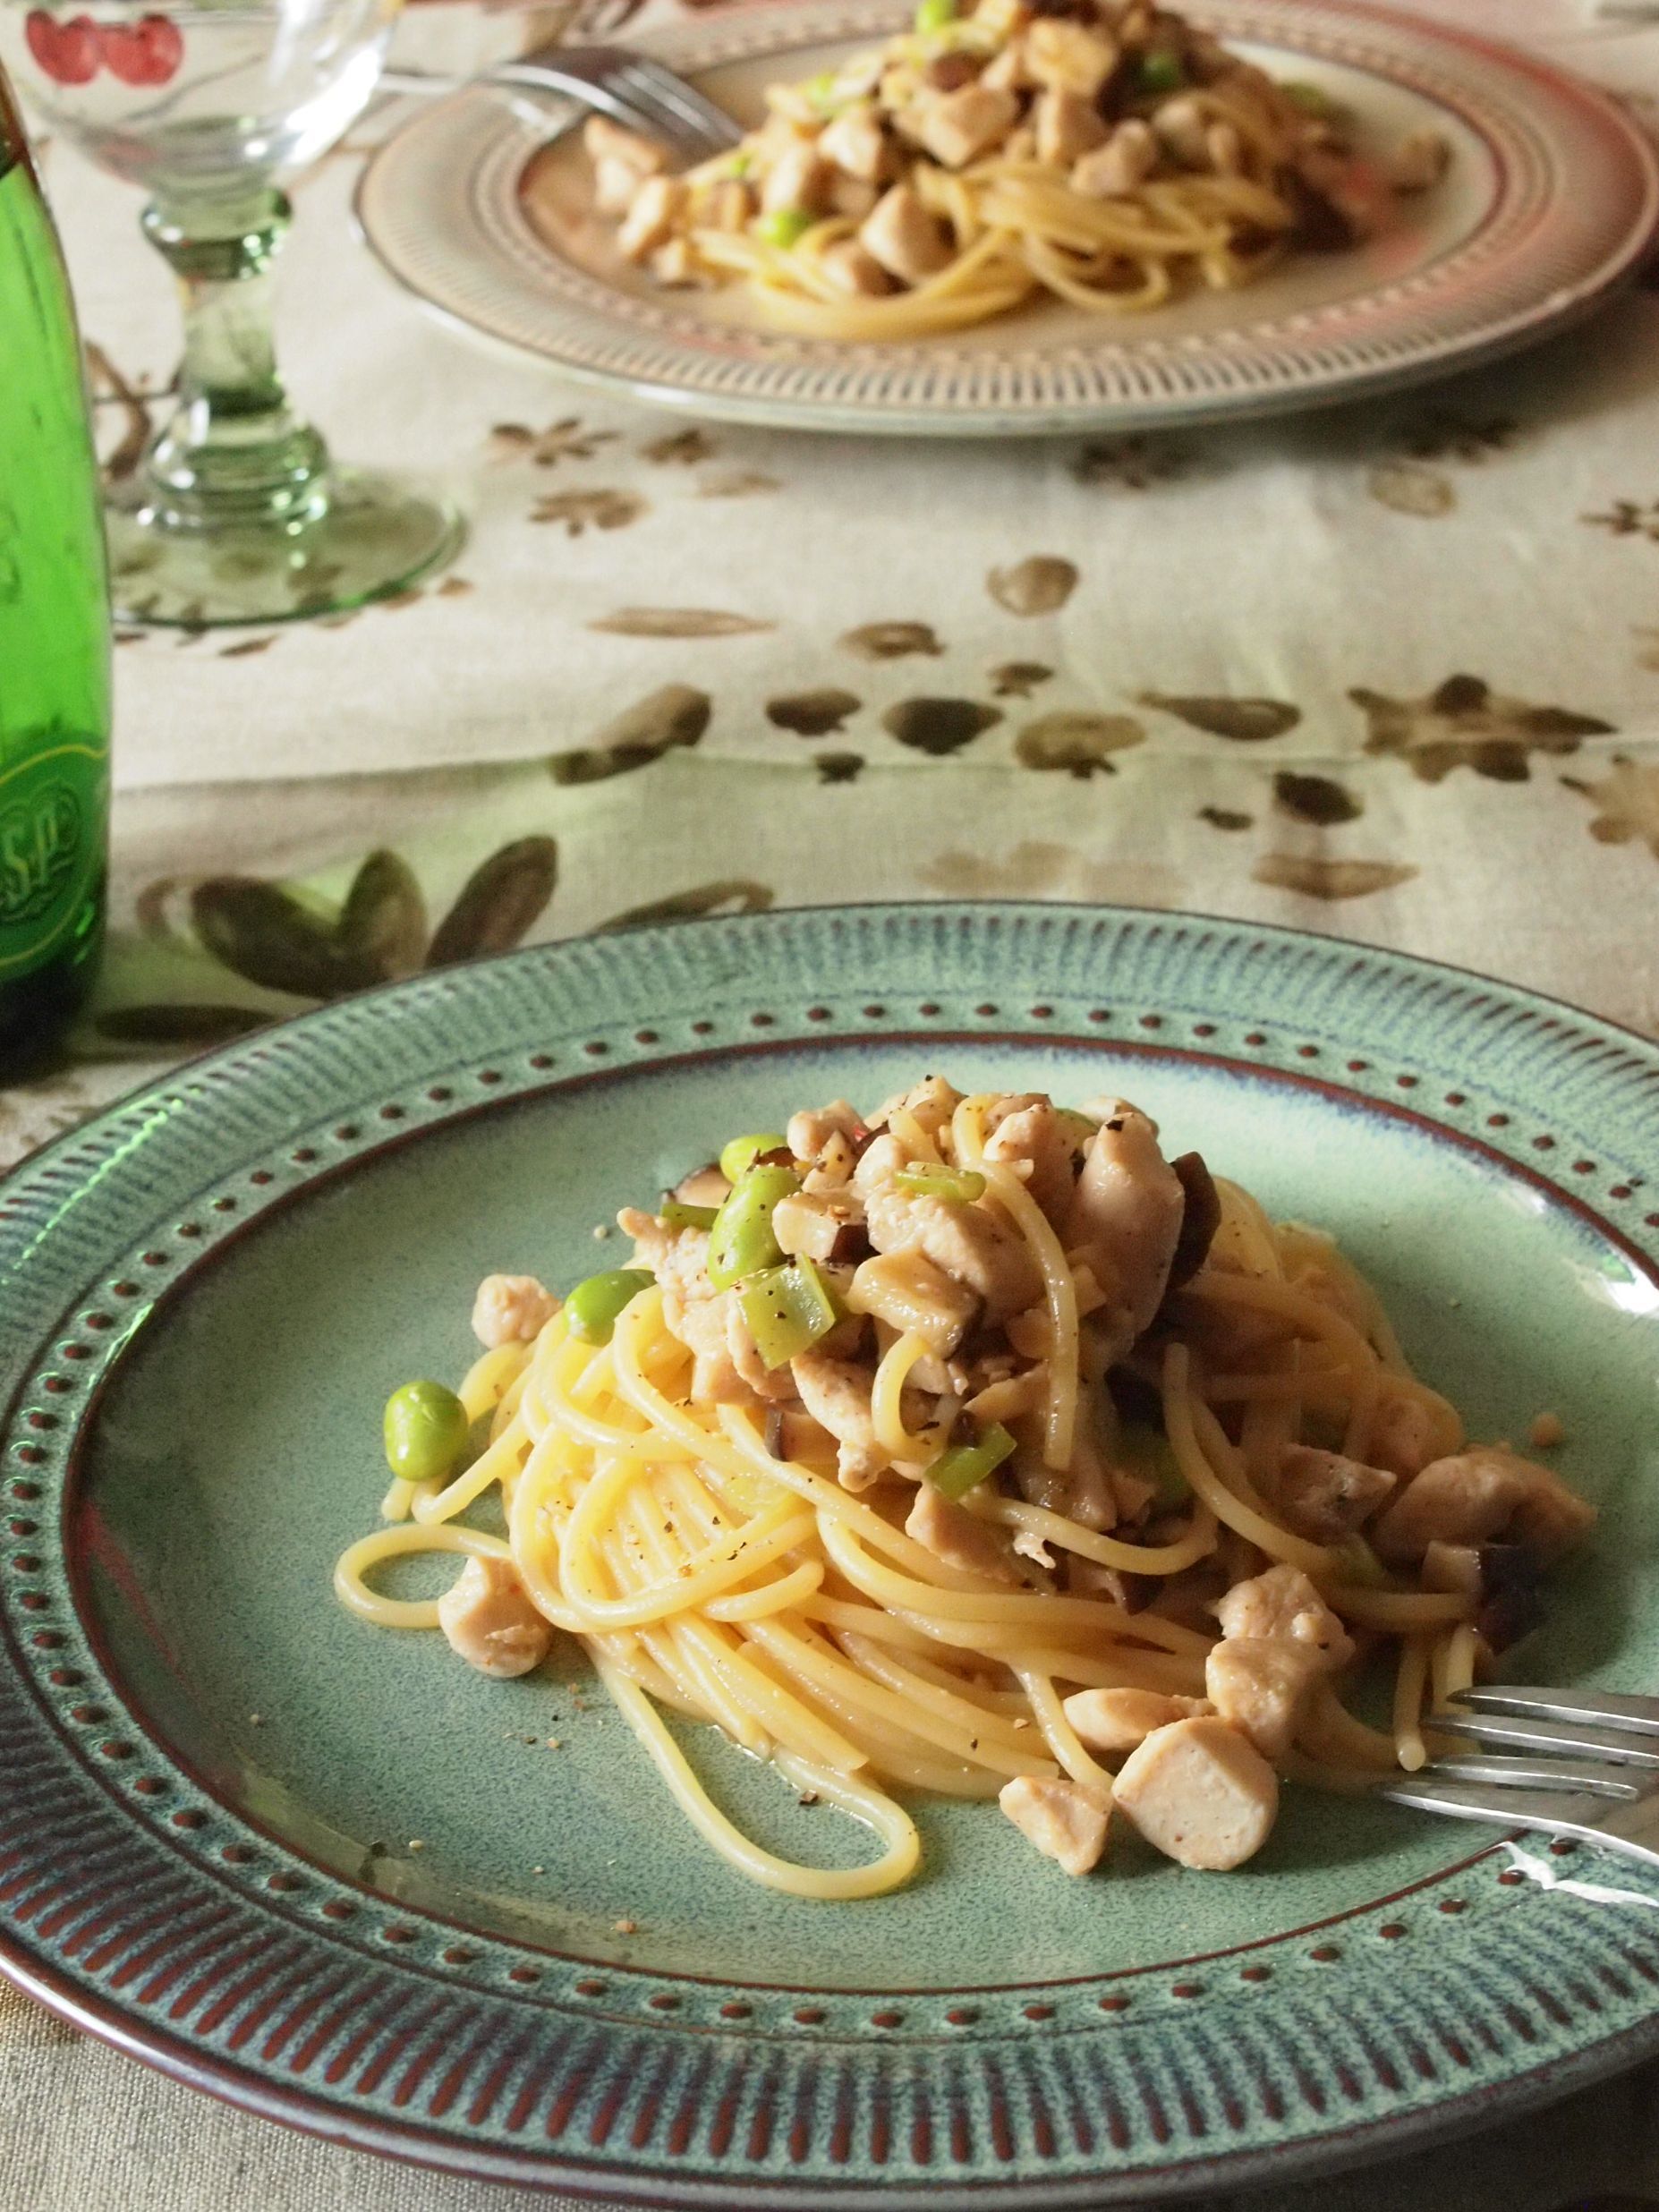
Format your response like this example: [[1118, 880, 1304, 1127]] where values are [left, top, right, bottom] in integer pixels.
[[139, 187, 328, 533]]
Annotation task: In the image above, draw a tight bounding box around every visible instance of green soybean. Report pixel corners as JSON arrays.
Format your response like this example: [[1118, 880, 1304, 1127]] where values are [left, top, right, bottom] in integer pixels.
[[383, 1380, 470, 1485], [566, 1267, 655, 1344], [753, 209, 813, 249], [709, 1163, 801, 1289], [719, 1130, 791, 1183]]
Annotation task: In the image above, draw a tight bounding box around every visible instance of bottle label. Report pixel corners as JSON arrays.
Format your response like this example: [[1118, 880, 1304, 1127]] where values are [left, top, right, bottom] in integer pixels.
[[0, 737, 106, 974]]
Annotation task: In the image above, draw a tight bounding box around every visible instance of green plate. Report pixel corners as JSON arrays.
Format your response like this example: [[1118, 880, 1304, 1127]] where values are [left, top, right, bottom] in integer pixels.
[[4, 902, 1658, 2205]]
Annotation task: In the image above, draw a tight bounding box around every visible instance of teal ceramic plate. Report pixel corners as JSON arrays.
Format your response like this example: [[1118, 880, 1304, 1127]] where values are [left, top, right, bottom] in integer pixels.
[[4, 903, 1659, 2206]]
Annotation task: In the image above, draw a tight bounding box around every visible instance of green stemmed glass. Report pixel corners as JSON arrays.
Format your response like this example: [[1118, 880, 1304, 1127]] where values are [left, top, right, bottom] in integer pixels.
[[0, 0, 462, 625]]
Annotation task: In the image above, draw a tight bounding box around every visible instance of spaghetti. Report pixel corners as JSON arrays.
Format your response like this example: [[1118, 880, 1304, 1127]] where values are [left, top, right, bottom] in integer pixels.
[[337, 1077, 1594, 1895], [584, 0, 1450, 339]]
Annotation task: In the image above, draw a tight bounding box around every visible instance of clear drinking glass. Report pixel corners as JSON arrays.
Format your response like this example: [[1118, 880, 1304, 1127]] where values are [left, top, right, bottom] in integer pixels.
[[0, 0, 462, 625]]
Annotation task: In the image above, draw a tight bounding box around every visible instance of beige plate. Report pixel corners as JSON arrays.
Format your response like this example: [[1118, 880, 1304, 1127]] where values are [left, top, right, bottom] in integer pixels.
[[356, 0, 1659, 435]]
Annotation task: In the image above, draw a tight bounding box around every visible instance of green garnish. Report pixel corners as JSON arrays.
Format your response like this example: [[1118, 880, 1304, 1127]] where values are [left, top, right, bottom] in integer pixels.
[[914, 0, 957, 30], [894, 1163, 986, 1204], [383, 1381, 469, 1486], [1282, 80, 1337, 117], [708, 1162, 802, 1288], [1132, 49, 1185, 95], [566, 1267, 655, 1345], [659, 1198, 719, 1231], [926, 1422, 1017, 1501], [719, 1130, 790, 1183], [738, 1257, 839, 1369], [753, 208, 814, 250], [1328, 1535, 1391, 1589], [1114, 1420, 1191, 1510]]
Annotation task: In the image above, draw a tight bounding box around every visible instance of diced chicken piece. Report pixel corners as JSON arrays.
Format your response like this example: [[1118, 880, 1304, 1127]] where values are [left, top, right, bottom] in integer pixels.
[[472, 1272, 559, 1348], [918, 82, 1020, 169], [983, 1093, 1078, 1227], [791, 1348, 886, 1490], [1034, 88, 1108, 167], [1274, 1444, 1396, 1544], [1065, 1102, 1184, 1357], [1113, 1717, 1279, 1870], [1204, 1638, 1325, 1759], [852, 1130, 908, 1197], [788, 1099, 864, 1169], [1212, 1563, 1355, 1670], [851, 1246, 980, 1357], [438, 1555, 551, 1680], [773, 1189, 856, 1265], [618, 1208, 712, 1303], [1370, 1446, 1539, 1564], [863, 185, 955, 287], [1025, 17, 1117, 98], [980, 38, 1030, 93], [820, 239, 893, 296], [1365, 1377, 1458, 1480], [906, 1485, 1022, 1585], [650, 238, 701, 286], [1071, 118, 1160, 198], [617, 175, 687, 264], [819, 104, 890, 183], [703, 178, 756, 234], [663, 1284, 746, 1403], [999, 1775, 1110, 1876], [1205, 120, 1244, 175], [762, 142, 829, 217], [1385, 127, 1449, 192], [827, 174, 881, 221], [1153, 94, 1212, 167], [864, 1186, 1042, 1321], [583, 115, 667, 208], [872, 1075, 964, 1144], [1061, 1686, 1211, 1752]]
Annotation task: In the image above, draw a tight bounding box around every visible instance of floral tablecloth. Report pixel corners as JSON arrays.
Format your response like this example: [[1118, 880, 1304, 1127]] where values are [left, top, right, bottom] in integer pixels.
[[6, 0, 1659, 2203]]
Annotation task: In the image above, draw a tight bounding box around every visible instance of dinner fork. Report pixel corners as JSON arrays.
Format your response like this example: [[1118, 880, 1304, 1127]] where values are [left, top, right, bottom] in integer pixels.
[[1381, 1685, 1659, 1872], [379, 42, 744, 160]]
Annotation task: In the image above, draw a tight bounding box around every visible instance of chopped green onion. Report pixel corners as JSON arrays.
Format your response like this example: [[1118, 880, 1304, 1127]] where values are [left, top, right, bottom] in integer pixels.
[[659, 1198, 719, 1231], [926, 1422, 1017, 1502], [727, 149, 753, 177], [1115, 1421, 1190, 1510], [1132, 48, 1185, 95], [914, 0, 956, 30], [719, 1130, 790, 1183], [739, 1257, 838, 1369], [383, 1381, 469, 1485], [804, 69, 844, 112], [753, 208, 814, 249], [566, 1267, 655, 1344], [894, 1164, 986, 1203], [1327, 1535, 1391, 1589], [708, 1163, 802, 1289]]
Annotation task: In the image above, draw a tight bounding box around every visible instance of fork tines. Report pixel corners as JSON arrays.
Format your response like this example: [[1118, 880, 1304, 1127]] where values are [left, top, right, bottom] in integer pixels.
[[1377, 1683, 1659, 1872]]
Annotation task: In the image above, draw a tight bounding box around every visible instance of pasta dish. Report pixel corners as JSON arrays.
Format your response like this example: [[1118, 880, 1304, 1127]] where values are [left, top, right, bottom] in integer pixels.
[[582, 0, 1450, 338], [336, 1077, 1593, 1897]]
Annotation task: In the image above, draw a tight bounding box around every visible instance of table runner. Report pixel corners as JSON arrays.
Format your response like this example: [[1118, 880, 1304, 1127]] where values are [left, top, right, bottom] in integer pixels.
[[4, 0, 1659, 2201]]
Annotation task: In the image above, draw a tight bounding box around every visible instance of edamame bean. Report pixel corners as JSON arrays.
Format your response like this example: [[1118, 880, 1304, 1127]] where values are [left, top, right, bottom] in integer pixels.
[[566, 1267, 655, 1344], [719, 1130, 790, 1185], [383, 1380, 470, 1485], [708, 1163, 801, 1289]]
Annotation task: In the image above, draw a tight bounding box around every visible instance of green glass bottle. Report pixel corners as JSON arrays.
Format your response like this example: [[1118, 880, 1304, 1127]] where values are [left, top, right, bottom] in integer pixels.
[[0, 65, 110, 1072]]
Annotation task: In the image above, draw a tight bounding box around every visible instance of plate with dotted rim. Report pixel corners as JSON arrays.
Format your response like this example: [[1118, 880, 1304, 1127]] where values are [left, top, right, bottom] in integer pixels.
[[4, 901, 1659, 2206], [353, 0, 1659, 437]]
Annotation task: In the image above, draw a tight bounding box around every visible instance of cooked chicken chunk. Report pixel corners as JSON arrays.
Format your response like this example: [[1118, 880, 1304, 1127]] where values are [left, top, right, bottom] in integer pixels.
[[1112, 1716, 1279, 1870], [864, 1183, 1042, 1320], [918, 82, 1020, 169], [851, 1246, 980, 1357], [999, 1775, 1110, 1876], [791, 1348, 885, 1490], [762, 142, 829, 217], [906, 1486, 1022, 1585], [1212, 1563, 1354, 1669], [1025, 16, 1117, 98], [438, 1556, 551, 1680], [1365, 1378, 1459, 1479], [773, 1190, 857, 1266], [1072, 119, 1158, 198], [1273, 1444, 1396, 1544], [859, 183, 954, 284], [1061, 1686, 1210, 1752], [1372, 1446, 1595, 1564], [1034, 87, 1108, 166], [1204, 1638, 1323, 1759], [1065, 1102, 1185, 1358], [584, 115, 666, 215], [472, 1273, 558, 1348], [982, 1093, 1077, 1227], [787, 1099, 864, 1164], [820, 104, 890, 183], [617, 175, 686, 264], [821, 239, 893, 296]]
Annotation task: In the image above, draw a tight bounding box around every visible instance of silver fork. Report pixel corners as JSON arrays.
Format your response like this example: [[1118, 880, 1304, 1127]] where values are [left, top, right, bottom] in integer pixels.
[[1381, 1684, 1659, 1873], [379, 42, 743, 161]]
